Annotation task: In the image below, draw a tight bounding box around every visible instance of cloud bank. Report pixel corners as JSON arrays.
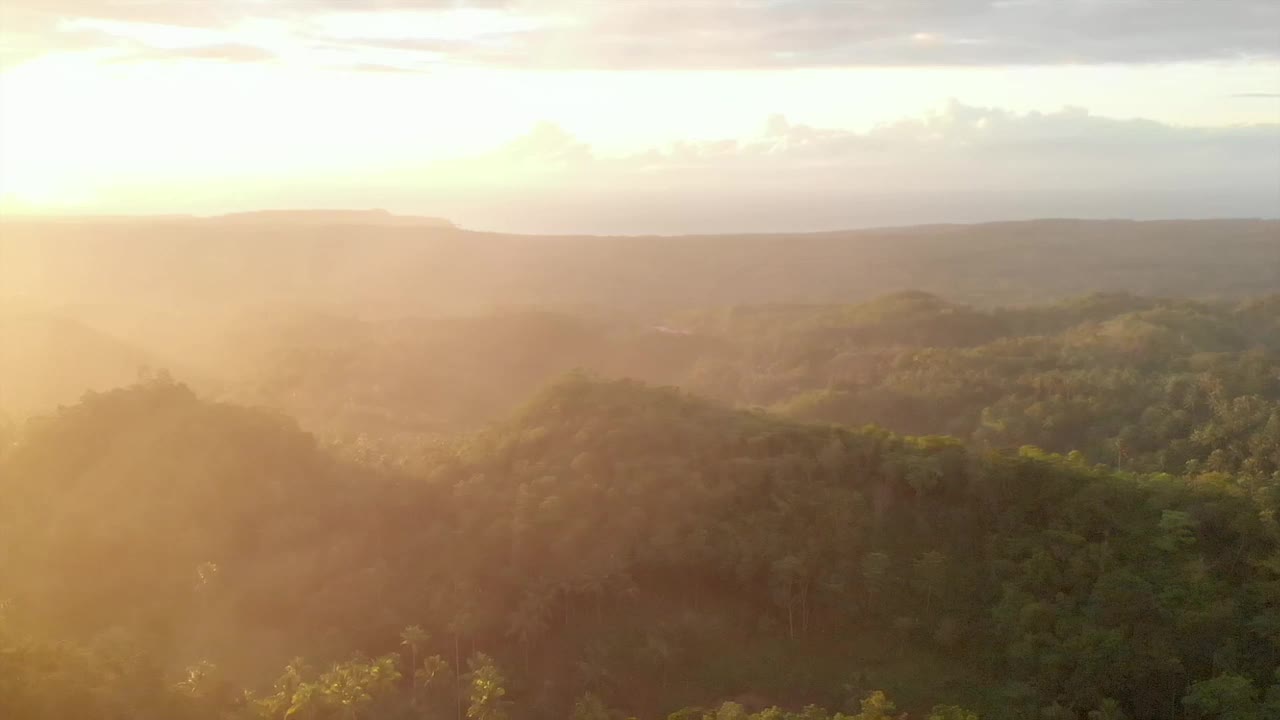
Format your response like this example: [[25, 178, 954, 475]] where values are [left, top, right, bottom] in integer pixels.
[[5, 0, 1279, 69], [470, 101, 1280, 184], [142, 101, 1272, 234]]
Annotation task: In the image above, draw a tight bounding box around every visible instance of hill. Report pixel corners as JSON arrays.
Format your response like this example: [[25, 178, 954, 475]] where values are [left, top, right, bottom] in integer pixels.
[[3, 376, 1277, 719], [0, 309, 162, 419], [213, 209, 455, 227], [6, 290, 1274, 492], [156, 292, 1279, 494], [2, 217, 1275, 312]]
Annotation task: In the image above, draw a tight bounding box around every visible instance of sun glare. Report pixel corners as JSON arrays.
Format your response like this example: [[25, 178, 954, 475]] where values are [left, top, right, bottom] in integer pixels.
[[312, 8, 554, 41]]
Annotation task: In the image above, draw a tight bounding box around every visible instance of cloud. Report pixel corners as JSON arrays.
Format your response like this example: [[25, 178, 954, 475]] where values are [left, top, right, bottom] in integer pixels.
[[4, 0, 1279, 68], [417, 101, 1279, 231], [2, 1, 493, 28], [113, 43, 277, 64], [19, 99, 1277, 233], [335, 62, 430, 73], [497, 121, 593, 164], [478, 102, 1278, 174], [427, 104, 1280, 231], [0, 24, 124, 67]]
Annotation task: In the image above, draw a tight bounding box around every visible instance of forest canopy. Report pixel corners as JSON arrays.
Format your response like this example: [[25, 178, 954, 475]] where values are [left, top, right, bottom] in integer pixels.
[[1, 217, 1279, 719], [2, 367, 1278, 718]]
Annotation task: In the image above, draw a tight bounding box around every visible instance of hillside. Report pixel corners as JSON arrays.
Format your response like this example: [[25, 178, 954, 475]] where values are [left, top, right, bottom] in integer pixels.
[[0, 309, 162, 419], [3, 216, 1279, 720], [147, 293, 1278, 495], [5, 1, 1278, 717], [4, 290, 1275, 491], [3, 376, 1278, 719], [2, 217, 1276, 312], [680, 292, 1280, 486]]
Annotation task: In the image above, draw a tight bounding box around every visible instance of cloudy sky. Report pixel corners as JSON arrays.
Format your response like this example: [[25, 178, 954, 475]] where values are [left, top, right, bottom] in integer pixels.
[[0, 0, 1277, 232]]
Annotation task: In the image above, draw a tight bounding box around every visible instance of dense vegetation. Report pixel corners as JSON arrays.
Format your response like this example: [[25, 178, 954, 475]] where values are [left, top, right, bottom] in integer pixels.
[[155, 292, 1280, 506], [686, 293, 1280, 495], [3, 372, 1279, 719], [2, 217, 1278, 718]]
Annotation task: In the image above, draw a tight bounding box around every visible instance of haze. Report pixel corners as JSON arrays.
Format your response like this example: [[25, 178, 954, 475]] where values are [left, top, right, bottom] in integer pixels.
[[1, 0, 1278, 233], [5, 3, 1280, 720]]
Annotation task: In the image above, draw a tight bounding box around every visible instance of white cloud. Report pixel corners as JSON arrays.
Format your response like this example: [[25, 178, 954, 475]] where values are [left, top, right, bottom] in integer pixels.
[[5, 1, 1279, 69], [467, 102, 1278, 175], [393, 101, 1279, 232]]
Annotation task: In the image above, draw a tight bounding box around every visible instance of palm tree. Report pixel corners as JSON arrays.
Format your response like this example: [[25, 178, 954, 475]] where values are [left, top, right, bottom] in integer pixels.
[[400, 625, 430, 711], [465, 654, 510, 720], [448, 610, 475, 720], [505, 592, 550, 672], [400, 625, 429, 682]]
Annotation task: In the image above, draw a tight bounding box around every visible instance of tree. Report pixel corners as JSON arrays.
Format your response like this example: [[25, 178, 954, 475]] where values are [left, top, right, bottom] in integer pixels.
[[416, 656, 449, 690], [861, 552, 892, 610], [852, 690, 899, 720], [771, 554, 806, 639], [572, 692, 611, 720], [465, 653, 510, 720], [1182, 674, 1264, 720], [911, 550, 947, 615], [273, 654, 402, 720], [1086, 699, 1128, 720], [400, 625, 429, 682], [505, 592, 550, 670], [175, 660, 220, 699]]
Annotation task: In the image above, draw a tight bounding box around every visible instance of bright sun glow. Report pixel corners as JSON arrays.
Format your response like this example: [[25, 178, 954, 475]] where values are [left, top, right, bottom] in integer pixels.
[[0, 3, 1276, 217]]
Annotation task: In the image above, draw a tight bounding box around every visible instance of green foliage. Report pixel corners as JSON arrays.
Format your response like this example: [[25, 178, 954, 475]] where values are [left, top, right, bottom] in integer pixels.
[[1180, 674, 1271, 720], [929, 706, 980, 720], [2, 329, 1277, 719], [851, 691, 897, 720], [466, 653, 511, 720]]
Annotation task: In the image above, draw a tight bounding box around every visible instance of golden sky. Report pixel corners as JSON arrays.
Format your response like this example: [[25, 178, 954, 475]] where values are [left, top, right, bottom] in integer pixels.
[[1, 1, 1277, 231]]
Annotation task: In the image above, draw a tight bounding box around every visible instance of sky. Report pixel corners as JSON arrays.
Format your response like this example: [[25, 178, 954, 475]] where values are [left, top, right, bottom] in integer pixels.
[[0, 0, 1277, 233]]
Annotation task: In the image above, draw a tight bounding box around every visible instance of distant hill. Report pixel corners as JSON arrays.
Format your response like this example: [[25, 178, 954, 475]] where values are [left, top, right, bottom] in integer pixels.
[[1, 216, 1275, 313], [0, 310, 161, 419], [212, 209, 455, 227]]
